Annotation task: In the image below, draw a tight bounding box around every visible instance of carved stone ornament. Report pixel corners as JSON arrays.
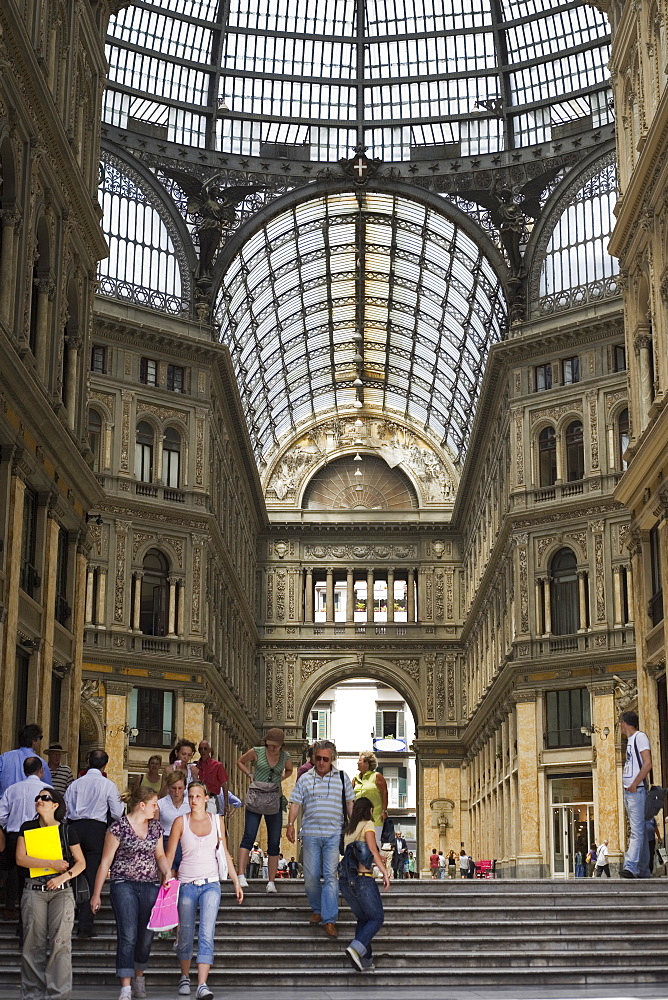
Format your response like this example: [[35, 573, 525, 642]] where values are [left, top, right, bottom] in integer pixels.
[[301, 658, 327, 680], [263, 417, 457, 507]]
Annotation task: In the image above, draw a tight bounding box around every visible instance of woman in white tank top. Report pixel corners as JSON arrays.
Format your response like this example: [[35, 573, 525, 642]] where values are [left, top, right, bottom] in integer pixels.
[[166, 782, 243, 1000]]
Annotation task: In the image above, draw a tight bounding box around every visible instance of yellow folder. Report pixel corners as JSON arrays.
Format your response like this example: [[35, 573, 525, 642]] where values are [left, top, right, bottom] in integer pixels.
[[24, 824, 63, 878]]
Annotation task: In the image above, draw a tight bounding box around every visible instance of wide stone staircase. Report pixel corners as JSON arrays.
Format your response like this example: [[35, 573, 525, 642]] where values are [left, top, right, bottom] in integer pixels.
[[2, 878, 668, 988]]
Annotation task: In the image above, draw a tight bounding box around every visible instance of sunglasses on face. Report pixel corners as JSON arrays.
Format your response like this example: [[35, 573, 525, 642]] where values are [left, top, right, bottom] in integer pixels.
[[35, 794, 55, 803], [315, 755, 332, 762]]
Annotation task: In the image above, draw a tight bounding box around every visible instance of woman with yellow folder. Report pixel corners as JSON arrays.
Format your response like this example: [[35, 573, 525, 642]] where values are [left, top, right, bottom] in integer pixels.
[[15, 786, 86, 1000]]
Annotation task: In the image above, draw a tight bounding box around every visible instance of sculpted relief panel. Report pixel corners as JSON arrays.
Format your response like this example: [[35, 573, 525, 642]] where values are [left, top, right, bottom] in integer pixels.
[[262, 417, 457, 507]]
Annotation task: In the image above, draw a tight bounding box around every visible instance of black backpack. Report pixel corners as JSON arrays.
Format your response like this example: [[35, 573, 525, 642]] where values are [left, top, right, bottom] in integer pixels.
[[644, 785, 667, 820]]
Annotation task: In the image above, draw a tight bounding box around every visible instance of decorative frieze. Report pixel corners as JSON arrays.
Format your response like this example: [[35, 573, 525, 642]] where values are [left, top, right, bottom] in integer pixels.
[[391, 658, 420, 682], [301, 658, 327, 680], [447, 656, 456, 720], [303, 543, 416, 560], [426, 654, 435, 719]]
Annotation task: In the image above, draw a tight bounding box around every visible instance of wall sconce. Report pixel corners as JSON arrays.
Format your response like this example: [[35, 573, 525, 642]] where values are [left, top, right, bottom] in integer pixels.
[[581, 725, 610, 739], [107, 724, 139, 739], [86, 513, 103, 525]]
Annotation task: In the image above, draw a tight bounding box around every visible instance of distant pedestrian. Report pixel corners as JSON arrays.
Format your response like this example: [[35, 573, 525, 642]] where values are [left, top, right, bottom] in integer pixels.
[[595, 840, 610, 877], [647, 817, 661, 872], [131, 755, 163, 795], [429, 849, 439, 878], [574, 849, 586, 877], [248, 844, 263, 878], [437, 851, 446, 879], [587, 842, 597, 877], [407, 852, 417, 878], [65, 750, 123, 937], [288, 856, 300, 878], [195, 741, 229, 815], [447, 849, 457, 879], [459, 849, 469, 878], [45, 743, 74, 795], [467, 855, 476, 879], [392, 832, 408, 879], [297, 747, 315, 780]]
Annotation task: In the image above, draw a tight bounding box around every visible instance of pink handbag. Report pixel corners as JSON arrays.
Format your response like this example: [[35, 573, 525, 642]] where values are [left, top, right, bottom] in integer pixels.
[[147, 879, 180, 931]]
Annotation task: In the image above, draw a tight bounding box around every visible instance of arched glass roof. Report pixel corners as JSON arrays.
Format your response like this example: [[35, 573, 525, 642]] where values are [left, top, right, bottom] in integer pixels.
[[105, 0, 612, 159], [214, 191, 506, 464]]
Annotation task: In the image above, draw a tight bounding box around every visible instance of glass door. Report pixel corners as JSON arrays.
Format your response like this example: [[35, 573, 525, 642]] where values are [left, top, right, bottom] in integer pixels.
[[551, 803, 594, 876]]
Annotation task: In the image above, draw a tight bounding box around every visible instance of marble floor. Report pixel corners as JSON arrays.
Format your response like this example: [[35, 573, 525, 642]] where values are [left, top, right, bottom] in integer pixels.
[[0, 987, 667, 1000]]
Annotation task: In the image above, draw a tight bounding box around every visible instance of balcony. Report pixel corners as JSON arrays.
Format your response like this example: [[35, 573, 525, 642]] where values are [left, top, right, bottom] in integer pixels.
[[84, 629, 206, 660]]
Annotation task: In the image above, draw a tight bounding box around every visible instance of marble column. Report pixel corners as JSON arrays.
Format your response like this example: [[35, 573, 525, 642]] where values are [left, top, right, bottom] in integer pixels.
[[0, 211, 19, 326], [366, 569, 374, 623], [34, 278, 54, 381], [132, 573, 142, 631], [96, 569, 106, 626], [167, 577, 177, 636], [85, 568, 95, 625], [543, 577, 552, 634], [635, 331, 653, 430], [578, 571, 588, 631], [64, 336, 80, 430], [408, 569, 416, 622], [177, 580, 185, 635], [346, 568, 354, 624], [304, 568, 313, 623], [613, 566, 623, 627], [515, 693, 543, 876], [325, 567, 334, 623], [387, 568, 395, 623], [535, 579, 544, 635]]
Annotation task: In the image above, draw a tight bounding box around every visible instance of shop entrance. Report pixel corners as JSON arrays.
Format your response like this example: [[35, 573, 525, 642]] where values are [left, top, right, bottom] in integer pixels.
[[549, 775, 594, 877]]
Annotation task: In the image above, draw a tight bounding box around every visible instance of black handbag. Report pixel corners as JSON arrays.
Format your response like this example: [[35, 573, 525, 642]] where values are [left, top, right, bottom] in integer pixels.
[[380, 816, 395, 845], [63, 823, 91, 906]]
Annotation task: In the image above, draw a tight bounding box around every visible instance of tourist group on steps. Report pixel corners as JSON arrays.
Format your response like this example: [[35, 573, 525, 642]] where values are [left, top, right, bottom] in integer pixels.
[[0, 714, 658, 1000]]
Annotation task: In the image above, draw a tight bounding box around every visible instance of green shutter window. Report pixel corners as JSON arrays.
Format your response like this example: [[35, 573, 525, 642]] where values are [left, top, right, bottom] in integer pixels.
[[317, 710, 328, 739], [397, 711, 405, 739], [375, 710, 383, 737]]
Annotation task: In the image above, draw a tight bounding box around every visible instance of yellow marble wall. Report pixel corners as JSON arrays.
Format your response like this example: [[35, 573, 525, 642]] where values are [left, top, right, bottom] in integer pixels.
[[592, 684, 623, 862], [515, 696, 541, 871], [104, 687, 129, 790], [183, 699, 205, 745]]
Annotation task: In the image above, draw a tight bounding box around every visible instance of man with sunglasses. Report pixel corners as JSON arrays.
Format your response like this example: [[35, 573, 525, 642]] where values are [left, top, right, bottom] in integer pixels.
[[287, 740, 354, 938], [0, 757, 47, 916]]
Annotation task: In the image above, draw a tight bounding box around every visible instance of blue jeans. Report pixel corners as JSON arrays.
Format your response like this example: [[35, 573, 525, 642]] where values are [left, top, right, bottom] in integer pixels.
[[239, 808, 282, 856], [109, 880, 160, 979], [302, 833, 340, 924], [339, 873, 384, 959], [163, 835, 182, 871], [624, 786, 650, 877], [176, 881, 220, 966]]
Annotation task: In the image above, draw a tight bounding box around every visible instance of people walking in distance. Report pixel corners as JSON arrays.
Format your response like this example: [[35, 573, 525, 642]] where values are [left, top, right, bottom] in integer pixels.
[[352, 751, 388, 845], [65, 750, 123, 938], [595, 840, 610, 877], [236, 728, 293, 894], [0, 757, 48, 918], [467, 854, 476, 878], [163, 741, 199, 791], [574, 849, 586, 877], [288, 856, 300, 878], [0, 724, 53, 795], [407, 851, 417, 878], [287, 739, 354, 938], [158, 771, 189, 871], [15, 786, 85, 1000], [195, 741, 229, 815], [459, 849, 469, 878], [447, 849, 457, 879], [90, 785, 171, 1000], [392, 831, 408, 879], [45, 744, 74, 795], [437, 851, 446, 879], [619, 710, 653, 879], [297, 746, 315, 780], [429, 848, 439, 878], [587, 842, 597, 877], [247, 844, 263, 878], [339, 796, 390, 973], [131, 756, 163, 795], [166, 781, 243, 1000], [277, 854, 289, 878]]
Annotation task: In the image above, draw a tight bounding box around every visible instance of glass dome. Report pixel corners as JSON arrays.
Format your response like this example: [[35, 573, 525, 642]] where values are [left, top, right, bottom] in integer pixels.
[[104, 0, 612, 160]]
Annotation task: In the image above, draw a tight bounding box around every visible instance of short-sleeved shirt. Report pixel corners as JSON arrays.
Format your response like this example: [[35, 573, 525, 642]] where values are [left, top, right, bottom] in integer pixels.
[[623, 731, 651, 789], [343, 819, 375, 850], [290, 767, 355, 836], [108, 814, 162, 883], [430, 853, 439, 869], [196, 757, 229, 796], [252, 746, 289, 783]]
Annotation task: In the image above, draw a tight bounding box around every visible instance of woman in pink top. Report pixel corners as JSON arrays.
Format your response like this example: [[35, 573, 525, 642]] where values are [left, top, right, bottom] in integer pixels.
[[166, 782, 242, 1000]]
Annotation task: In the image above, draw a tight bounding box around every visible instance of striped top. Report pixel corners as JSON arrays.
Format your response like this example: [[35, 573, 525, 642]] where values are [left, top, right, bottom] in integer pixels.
[[290, 767, 354, 836]]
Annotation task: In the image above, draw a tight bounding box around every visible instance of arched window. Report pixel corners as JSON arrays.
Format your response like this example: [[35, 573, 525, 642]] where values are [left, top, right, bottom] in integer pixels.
[[163, 427, 181, 489], [538, 426, 557, 487], [140, 549, 169, 636], [88, 408, 103, 472], [565, 421, 584, 482], [617, 408, 629, 471], [550, 548, 579, 635], [135, 421, 154, 482]]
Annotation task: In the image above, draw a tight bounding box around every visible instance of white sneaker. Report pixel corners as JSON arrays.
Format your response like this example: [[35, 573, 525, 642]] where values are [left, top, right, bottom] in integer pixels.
[[178, 975, 191, 995], [119, 988, 132, 1000], [196, 985, 214, 1000], [266, 880, 277, 893], [237, 874, 248, 888]]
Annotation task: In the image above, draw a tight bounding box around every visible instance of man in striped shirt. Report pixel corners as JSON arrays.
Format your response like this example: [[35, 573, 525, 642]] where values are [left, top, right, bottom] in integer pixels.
[[287, 740, 354, 938]]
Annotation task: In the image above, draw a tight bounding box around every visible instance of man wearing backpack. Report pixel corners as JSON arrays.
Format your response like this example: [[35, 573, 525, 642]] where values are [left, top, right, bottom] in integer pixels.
[[619, 711, 653, 879]]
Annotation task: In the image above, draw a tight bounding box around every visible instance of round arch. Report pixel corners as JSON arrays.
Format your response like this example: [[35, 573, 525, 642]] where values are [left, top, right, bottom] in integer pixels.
[[296, 657, 424, 736]]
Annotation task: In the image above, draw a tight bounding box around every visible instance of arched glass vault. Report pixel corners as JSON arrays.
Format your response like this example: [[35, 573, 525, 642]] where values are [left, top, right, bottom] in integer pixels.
[[215, 189, 507, 464], [105, 0, 611, 159]]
